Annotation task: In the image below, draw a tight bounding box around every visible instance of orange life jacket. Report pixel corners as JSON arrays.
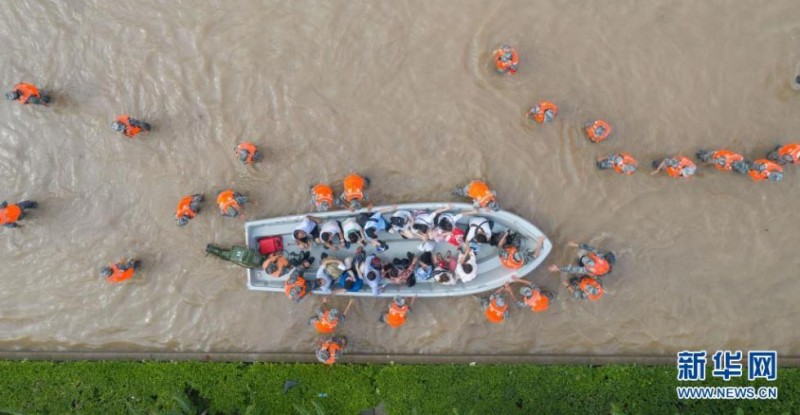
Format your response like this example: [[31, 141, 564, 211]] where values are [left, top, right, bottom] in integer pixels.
[[115, 115, 143, 137], [500, 246, 524, 270], [493, 47, 519, 74], [466, 180, 495, 208], [314, 311, 339, 334], [612, 153, 638, 175], [235, 142, 259, 164], [343, 174, 366, 203], [665, 157, 696, 178], [312, 183, 334, 208], [584, 120, 612, 143], [216, 190, 240, 215], [385, 303, 408, 328], [319, 341, 342, 365], [529, 101, 558, 124], [13, 83, 41, 104], [175, 196, 197, 220], [524, 290, 550, 313], [777, 144, 800, 165], [284, 276, 308, 300], [709, 150, 745, 171], [748, 159, 783, 181], [584, 252, 610, 277], [579, 277, 604, 301], [484, 298, 508, 323], [106, 262, 136, 283], [0, 204, 22, 225]]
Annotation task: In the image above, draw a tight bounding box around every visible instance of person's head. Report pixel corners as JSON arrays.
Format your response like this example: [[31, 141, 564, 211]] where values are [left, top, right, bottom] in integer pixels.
[[494, 295, 506, 307], [412, 223, 429, 234], [603, 252, 616, 265], [370, 256, 382, 269], [596, 156, 614, 170], [318, 201, 329, 211], [393, 296, 405, 307], [317, 349, 330, 362], [349, 199, 361, 210], [365, 228, 377, 239], [327, 309, 339, 321], [320, 232, 332, 243], [100, 266, 113, 278], [293, 229, 307, 241], [238, 150, 249, 163], [544, 109, 555, 123], [437, 271, 451, 283], [461, 263, 473, 274], [583, 279, 601, 296], [343, 279, 354, 290], [768, 171, 784, 181], [520, 287, 533, 298], [111, 121, 125, 132], [289, 287, 302, 301], [347, 232, 360, 243], [266, 262, 279, 274], [366, 271, 377, 281], [487, 200, 500, 212], [226, 206, 239, 217], [383, 265, 398, 279], [5, 91, 20, 101], [580, 255, 595, 267], [390, 216, 407, 229], [475, 234, 488, 244], [176, 216, 190, 227], [437, 217, 454, 231], [419, 252, 433, 266]]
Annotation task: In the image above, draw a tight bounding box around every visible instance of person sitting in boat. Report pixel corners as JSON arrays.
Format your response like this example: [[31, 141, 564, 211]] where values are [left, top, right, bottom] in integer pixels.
[[111, 115, 152, 138], [596, 153, 638, 175], [481, 285, 510, 323], [767, 143, 800, 165], [453, 180, 500, 212], [410, 205, 451, 240], [696, 149, 748, 174], [431, 210, 464, 243], [497, 233, 545, 270], [651, 156, 696, 179], [101, 258, 141, 283], [310, 183, 335, 212], [413, 251, 435, 282], [565, 275, 604, 302], [548, 242, 615, 278], [1, 200, 38, 228], [6, 82, 50, 105], [336, 269, 363, 293], [235, 141, 262, 165], [175, 194, 204, 227], [388, 210, 415, 239], [493, 45, 519, 74], [293, 216, 321, 250], [455, 245, 477, 283], [432, 266, 457, 286], [262, 251, 312, 278], [386, 252, 417, 287], [338, 173, 370, 211], [509, 276, 551, 313], [309, 298, 353, 334], [358, 207, 394, 253], [216, 190, 247, 218], [317, 219, 346, 251], [314, 255, 347, 294], [341, 216, 366, 248], [380, 296, 413, 328], [748, 159, 784, 182], [465, 216, 493, 248], [316, 337, 346, 365], [357, 254, 385, 296]]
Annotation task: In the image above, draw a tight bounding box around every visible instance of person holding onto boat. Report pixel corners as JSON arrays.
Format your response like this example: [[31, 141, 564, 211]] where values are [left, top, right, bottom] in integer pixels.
[[508, 276, 552, 313], [293, 216, 321, 250], [767, 143, 800, 165], [310, 183, 335, 212], [216, 189, 247, 218], [309, 299, 353, 334], [493, 45, 519, 74], [584, 119, 613, 143], [696, 149, 748, 174], [482, 285, 510, 323], [455, 244, 478, 283], [0, 200, 38, 228], [101, 258, 141, 283], [747, 159, 784, 181], [527, 101, 558, 124], [548, 242, 615, 278], [596, 153, 638, 175], [235, 141, 262, 165], [6, 82, 50, 105], [175, 194, 204, 227], [339, 173, 370, 211], [498, 233, 545, 270], [453, 180, 500, 212], [380, 296, 414, 328], [565, 275, 604, 302], [111, 115, 151, 138], [316, 337, 346, 365], [317, 219, 346, 251], [651, 156, 696, 178]]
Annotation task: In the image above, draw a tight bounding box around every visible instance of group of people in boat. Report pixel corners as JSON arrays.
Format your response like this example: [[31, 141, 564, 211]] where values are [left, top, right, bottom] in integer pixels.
[[494, 46, 800, 181]]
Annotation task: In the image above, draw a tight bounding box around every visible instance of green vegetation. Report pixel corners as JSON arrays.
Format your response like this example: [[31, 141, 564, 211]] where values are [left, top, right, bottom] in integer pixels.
[[0, 361, 796, 414]]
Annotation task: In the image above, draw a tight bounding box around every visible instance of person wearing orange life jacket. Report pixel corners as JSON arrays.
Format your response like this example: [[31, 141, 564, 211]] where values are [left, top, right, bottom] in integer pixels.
[[309, 299, 353, 334], [565, 275, 604, 301], [111, 115, 151, 138], [0, 200, 38, 228], [497, 232, 546, 270], [696, 149, 749, 174], [338, 173, 370, 211], [584, 120, 613, 143], [651, 156, 697, 178], [216, 189, 247, 218], [380, 296, 414, 328], [175, 194, 204, 227], [508, 276, 552, 313], [481, 286, 510, 323], [316, 336, 347, 365], [452, 180, 500, 212], [527, 101, 558, 124], [596, 153, 638, 175], [492, 45, 519, 74], [100, 258, 141, 283], [767, 143, 800, 165], [309, 183, 335, 212], [747, 159, 783, 182], [5, 83, 50, 105], [235, 141, 262, 164], [548, 241, 615, 278]]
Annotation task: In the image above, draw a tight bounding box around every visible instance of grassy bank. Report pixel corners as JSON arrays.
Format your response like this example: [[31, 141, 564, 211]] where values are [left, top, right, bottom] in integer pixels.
[[0, 361, 796, 414]]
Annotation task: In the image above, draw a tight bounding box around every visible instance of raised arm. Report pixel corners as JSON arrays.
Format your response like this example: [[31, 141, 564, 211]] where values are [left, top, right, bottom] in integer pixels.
[[532, 236, 546, 258]]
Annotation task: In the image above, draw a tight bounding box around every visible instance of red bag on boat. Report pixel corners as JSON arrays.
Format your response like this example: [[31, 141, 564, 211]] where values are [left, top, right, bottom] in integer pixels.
[[257, 236, 283, 255], [448, 227, 465, 247]]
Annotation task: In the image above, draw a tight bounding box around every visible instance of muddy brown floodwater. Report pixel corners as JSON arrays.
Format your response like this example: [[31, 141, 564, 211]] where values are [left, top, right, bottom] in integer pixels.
[[1, 0, 799, 359]]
